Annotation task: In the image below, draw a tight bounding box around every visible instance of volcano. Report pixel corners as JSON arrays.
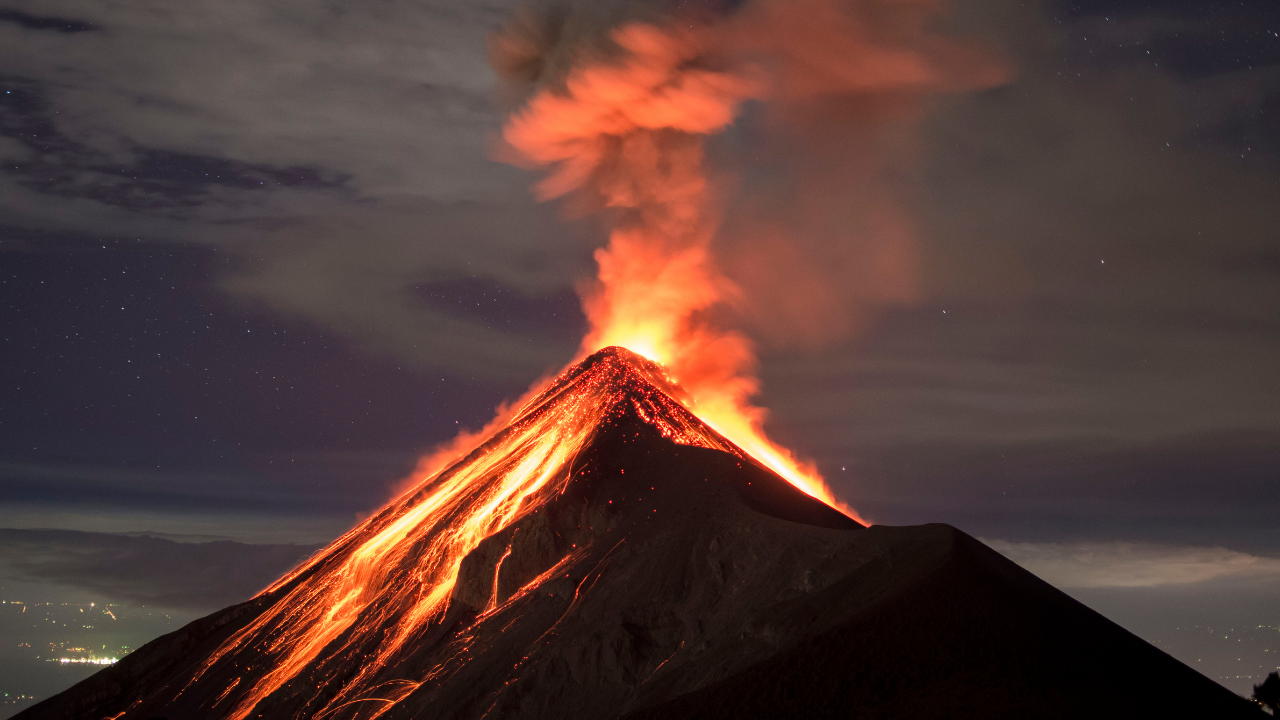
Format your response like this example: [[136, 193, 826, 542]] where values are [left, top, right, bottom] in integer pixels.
[[18, 348, 1260, 719]]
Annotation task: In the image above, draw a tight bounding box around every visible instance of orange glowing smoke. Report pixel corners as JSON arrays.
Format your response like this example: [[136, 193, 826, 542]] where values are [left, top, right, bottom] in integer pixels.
[[501, 21, 836, 511], [493, 0, 1005, 520]]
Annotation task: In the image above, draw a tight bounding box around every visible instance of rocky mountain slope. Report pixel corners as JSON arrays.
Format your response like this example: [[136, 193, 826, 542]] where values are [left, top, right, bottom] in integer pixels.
[[17, 348, 1262, 719]]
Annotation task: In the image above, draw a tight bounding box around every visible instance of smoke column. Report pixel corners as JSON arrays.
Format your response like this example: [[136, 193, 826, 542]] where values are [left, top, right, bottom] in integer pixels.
[[489, 0, 1006, 517]]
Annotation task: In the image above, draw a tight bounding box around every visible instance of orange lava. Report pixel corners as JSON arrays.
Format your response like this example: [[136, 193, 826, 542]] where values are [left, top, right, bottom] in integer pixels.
[[185, 351, 738, 719]]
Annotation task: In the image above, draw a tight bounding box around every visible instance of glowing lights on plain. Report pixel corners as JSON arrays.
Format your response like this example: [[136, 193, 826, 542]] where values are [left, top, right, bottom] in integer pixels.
[[54, 657, 117, 665]]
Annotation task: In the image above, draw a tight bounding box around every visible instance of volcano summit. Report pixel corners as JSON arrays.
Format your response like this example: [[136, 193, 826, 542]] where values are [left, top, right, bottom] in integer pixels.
[[18, 348, 1261, 719]]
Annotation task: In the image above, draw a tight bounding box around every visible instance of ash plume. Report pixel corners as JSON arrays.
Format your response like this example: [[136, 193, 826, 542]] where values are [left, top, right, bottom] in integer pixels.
[[489, 0, 1007, 511]]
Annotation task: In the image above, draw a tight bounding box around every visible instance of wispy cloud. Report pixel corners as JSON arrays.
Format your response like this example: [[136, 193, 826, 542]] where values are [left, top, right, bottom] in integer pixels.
[[0, 0, 590, 379], [0, 528, 321, 609], [982, 539, 1280, 588]]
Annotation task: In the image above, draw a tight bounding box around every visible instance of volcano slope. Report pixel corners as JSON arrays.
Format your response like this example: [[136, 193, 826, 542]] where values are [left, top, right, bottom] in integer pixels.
[[18, 348, 1261, 720]]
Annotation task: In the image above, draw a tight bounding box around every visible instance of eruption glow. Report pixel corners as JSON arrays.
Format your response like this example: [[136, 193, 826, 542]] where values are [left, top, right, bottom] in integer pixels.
[[185, 351, 740, 719], [165, 3, 1004, 718], [502, 22, 854, 517]]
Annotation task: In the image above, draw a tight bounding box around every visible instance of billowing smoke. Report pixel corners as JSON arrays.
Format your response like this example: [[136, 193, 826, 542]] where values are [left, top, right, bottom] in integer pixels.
[[488, 0, 1006, 512]]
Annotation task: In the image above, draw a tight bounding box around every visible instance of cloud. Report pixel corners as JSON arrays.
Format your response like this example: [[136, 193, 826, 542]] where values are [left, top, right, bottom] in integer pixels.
[[743, 1, 1280, 522], [0, 0, 596, 377], [0, 7, 98, 33], [982, 538, 1280, 588], [0, 528, 320, 609], [0, 450, 422, 522], [218, 197, 594, 379], [0, 508, 352, 546], [0, 0, 512, 205]]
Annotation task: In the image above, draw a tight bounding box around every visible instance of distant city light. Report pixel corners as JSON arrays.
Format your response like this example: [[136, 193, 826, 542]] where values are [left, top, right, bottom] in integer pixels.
[[54, 657, 116, 665]]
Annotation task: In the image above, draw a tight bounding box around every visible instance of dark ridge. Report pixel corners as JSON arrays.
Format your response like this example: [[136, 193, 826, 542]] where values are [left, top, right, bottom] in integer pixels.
[[575, 399, 859, 530], [623, 527, 1261, 720], [722, 455, 858, 530]]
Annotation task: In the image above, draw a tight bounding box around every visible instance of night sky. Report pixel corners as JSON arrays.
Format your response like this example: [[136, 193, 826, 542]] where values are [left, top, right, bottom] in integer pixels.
[[1, 0, 1279, 705]]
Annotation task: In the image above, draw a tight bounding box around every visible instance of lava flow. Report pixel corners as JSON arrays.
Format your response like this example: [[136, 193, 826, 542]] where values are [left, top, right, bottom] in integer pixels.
[[181, 349, 754, 720]]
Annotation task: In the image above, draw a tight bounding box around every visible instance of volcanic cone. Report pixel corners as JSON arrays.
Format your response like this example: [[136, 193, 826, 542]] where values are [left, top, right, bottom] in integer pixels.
[[17, 348, 1262, 720]]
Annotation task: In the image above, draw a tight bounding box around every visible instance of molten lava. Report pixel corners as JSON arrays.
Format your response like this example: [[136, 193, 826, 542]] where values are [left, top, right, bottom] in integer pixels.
[[183, 349, 758, 719]]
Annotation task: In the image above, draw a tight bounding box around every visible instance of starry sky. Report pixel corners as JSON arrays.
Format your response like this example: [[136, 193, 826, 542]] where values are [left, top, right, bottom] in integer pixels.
[[1, 0, 1279, 698]]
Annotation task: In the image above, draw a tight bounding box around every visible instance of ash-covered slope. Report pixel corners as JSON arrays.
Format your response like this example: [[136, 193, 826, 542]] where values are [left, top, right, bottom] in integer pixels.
[[18, 348, 1261, 720]]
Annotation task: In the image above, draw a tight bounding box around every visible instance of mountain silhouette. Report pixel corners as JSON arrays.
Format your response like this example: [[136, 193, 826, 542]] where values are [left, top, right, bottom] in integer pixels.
[[17, 347, 1262, 719]]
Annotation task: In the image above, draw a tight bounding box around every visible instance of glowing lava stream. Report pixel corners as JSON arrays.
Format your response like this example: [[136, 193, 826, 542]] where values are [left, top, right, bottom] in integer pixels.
[[190, 350, 752, 720]]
